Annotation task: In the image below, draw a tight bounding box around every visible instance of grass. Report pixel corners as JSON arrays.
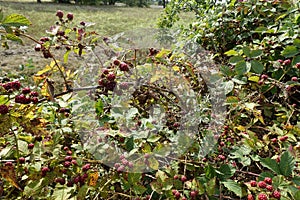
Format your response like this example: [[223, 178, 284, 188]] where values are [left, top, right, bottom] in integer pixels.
[[0, 0, 166, 39]]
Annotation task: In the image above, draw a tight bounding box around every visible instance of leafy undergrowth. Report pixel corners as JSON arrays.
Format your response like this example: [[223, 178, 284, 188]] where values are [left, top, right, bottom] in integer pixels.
[[0, 0, 299, 200]]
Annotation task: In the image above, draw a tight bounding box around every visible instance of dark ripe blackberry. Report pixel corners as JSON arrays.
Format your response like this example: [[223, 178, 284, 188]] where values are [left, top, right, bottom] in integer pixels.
[[30, 91, 39, 97], [12, 80, 21, 90], [22, 87, 31, 94], [2, 82, 12, 91], [119, 62, 129, 72], [0, 104, 9, 114], [56, 10, 64, 18], [106, 81, 116, 91], [67, 13, 73, 21]]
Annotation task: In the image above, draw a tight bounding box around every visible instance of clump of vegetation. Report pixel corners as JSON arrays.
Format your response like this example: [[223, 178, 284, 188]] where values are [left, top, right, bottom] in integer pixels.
[[0, 0, 299, 199]]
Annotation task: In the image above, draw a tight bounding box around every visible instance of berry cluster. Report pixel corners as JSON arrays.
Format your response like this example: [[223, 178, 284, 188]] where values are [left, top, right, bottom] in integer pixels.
[[15, 88, 39, 104], [249, 177, 281, 199], [98, 68, 117, 93], [1, 80, 21, 92], [114, 155, 134, 172], [113, 59, 130, 72]]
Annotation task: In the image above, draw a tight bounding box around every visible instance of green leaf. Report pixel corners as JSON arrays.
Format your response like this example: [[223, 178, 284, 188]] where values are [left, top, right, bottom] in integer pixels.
[[128, 173, 142, 185], [222, 180, 242, 197], [259, 157, 281, 174], [148, 157, 159, 170], [77, 185, 88, 200], [293, 38, 300, 48], [125, 136, 134, 151], [5, 33, 23, 45], [292, 55, 300, 66], [281, 46, 299, 58], [243, 46, 251, 57], [250, 49, 263, 58], [2, 14, 31, 27], [294, 191, 300, 200], [205, 165, 216, 179], [279, 151, 295, 176], [229, 56, 244, 64], [133, 185, 147, 195], [0, 10, 3, 21], [206, 177, 216, 196], [235, 61, 248, 75], [95, 100, 104, 116], [64, 50, 71, 63], [250, 60, 264, 74], [216, 164, 236, 181], [222, 80, 234, 95]]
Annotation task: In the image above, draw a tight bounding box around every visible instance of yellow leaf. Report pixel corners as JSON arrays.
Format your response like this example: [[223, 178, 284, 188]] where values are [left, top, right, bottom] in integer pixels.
[[0, 165, 22, 190], [89, 171, 99, 186], [172, 65, 180, 72]]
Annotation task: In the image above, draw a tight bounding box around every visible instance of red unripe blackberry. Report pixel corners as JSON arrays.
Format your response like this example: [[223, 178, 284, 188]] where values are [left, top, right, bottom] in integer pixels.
[[174, 175, 179, 180], [64, 156, 73, 162], [28, 143, 34, 149], [266, 185, 273, 192], [173, 122, 180, 128], [67, 13, 73, 21], [67, 150, 72, 155], [174, 191, 181, 198], [114, 163, 120, 169], [121, 159, 129, 166], [56, 10, 64, 18], [5, 161, 13, 167], [218, 154, 226, 161], [247, 194, 254, 200], [271, 138, 277, 143], [71, 160, 77, 165], [182, 197, 187, 200], [291, 77, 298, 81], [41, 166, 50, 173], [0, 104, 9, 114], [181, 175, 187, 182], [279, 135, 288, 141], [258, 80, 264, 85], [272, 190, 281, 199], [250, 180, 257, 187], [64, 161, 71, 168], [128, 161, 134, 168], [261, 74, 268, 79], [283, 59, 291, 65], [19, 157, 25, 164], [258, 193, 268, 200], [277, 59, 283, 63], [190, 190, 197, 198], [296, 63, 300, 68], [117, 165, 125, 172], [63, 146, 69, 151], [264, 177, 272, 185], [258, 181, 267, 188], [144, 153, 150, 159], [82, 163, 91, 171]]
